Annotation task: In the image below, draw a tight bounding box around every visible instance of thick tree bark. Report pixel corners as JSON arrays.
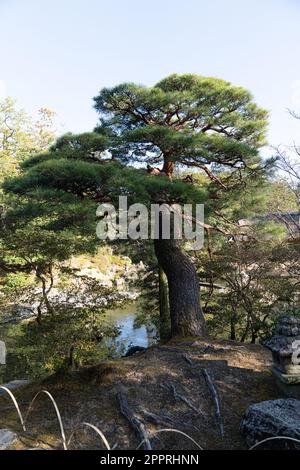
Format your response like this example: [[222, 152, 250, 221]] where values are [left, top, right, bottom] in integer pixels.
[[162, 155, 175, 180], [162, 160, 175, 178], [159, 266, 171, 341], [154, 238, 206, 337]]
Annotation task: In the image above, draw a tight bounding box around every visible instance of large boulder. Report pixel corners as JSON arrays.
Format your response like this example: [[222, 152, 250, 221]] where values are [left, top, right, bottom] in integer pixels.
[[241, 399, 300, 449], [0, 429, 18, 450], [124, 346, 146, 357], [0, 379, 30, 396]]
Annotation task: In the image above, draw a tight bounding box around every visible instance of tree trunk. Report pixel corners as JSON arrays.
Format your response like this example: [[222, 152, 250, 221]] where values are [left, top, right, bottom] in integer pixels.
[[230, 309, 237, 341], [68, 345, 75, 367], [36, 304, 42, 324], [162, 155, 175, 179], [154, 238, 206, 337], [36, 270, 54, 316], [240, 316, 250, 343], [230, 318, 236, 341], [159, 266, 171, 341], [251, 327, 259, 344]]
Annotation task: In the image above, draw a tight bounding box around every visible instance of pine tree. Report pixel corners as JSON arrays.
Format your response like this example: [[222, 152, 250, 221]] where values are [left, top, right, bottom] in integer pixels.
[[3, 75, 268, 338], [93, 74, 268, 336]]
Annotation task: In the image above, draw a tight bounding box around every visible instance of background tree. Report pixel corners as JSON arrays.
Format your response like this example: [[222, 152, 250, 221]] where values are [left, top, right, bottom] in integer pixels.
[[0, 97, 56, 183], [3, 275, 125, 380], [0, 98, 57, 323], [198, 225, 294, 343], [274, 112, 300, 239], [193, 170, 300, 343]]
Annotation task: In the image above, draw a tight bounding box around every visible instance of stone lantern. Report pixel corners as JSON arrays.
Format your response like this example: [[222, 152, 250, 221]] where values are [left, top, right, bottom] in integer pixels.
[[263, 316, 300, 395]]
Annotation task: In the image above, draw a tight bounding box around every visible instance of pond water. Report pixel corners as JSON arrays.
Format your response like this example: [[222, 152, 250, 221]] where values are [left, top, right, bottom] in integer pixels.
[[102, 303, 157, 356]]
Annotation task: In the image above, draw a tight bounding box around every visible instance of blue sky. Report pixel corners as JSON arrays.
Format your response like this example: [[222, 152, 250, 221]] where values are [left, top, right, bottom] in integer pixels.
[[1, 0, 300, 148]]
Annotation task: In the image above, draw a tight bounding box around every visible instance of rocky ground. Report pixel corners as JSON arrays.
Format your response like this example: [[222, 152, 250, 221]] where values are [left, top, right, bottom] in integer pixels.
[[0, 337, 282, 450]]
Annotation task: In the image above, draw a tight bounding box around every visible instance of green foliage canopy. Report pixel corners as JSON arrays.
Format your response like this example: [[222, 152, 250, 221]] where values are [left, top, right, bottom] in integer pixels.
[[94, 74, 268, 177]]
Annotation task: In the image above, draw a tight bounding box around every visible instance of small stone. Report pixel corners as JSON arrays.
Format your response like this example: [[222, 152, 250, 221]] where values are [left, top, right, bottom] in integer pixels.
[[240, 399, 300, 449], [0, 429, 18, 450]]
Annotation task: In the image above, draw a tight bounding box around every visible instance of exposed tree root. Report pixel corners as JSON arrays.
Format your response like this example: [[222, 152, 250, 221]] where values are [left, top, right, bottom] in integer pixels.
[[160, 383, 204, 417], [201, 369, 224, 439], [117, 391, 151, 450], [141, 409, 200, 432], [182, 354, 224, 439]]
